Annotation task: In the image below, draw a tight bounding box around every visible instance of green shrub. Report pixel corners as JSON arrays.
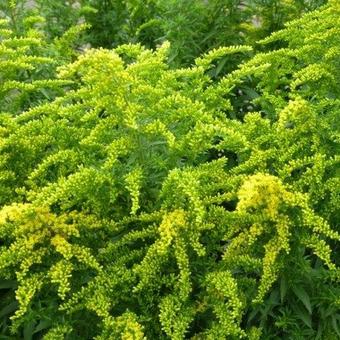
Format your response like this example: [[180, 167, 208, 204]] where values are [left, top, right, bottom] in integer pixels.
[[0, 1, 339, 339], [81, 0, 327, 66], [3, 1, 326, 67], [244, 0, 328, 44], [0, 8, 88, 117]]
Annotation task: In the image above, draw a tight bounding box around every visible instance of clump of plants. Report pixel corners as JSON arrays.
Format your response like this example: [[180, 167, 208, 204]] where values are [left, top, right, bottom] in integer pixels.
[[0, 1, 339, 339], [1, 0, 327, 66]]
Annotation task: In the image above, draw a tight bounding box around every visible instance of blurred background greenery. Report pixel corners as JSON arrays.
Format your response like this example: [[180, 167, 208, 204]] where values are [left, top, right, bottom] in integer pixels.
[[0, 0, 327, 67]]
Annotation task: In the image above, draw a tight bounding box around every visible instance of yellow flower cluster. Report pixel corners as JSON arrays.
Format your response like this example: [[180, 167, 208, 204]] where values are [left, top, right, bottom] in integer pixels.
[[204, 271, 246, 338], [97, 312, 145, 340], [124, 168, 143, 215], [237, 173, 286, 219]]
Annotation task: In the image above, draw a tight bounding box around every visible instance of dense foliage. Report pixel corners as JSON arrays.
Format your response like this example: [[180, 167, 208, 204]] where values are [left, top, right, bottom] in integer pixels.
[[0, 11, 87, 116], [0, 0, 339, 339], [1, 0, 327, 66]]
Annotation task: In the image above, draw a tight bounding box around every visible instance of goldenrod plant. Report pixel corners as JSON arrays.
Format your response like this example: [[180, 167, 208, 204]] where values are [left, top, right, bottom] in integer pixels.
[[0, 1, 339, 339], [81, 0, 327, 66], [2, 0, 325, 67], [243, 0, 327, 44], [0, 3, 88, 116]]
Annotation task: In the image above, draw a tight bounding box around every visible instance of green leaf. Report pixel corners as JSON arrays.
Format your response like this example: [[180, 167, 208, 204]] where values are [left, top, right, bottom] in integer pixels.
[[0, 301, 18, 318], [268, 289, 279, 305], [292, 286, 312, 314], [247, 307, 260, 324], [34, 319, 52, 334], [292, 304, 312, 328], [243, 87, 260, 99], [39, 88, 51, 100], [0, 280, 17, 289], [215, 57, 228, 77], [280, 276, 287, 303], [24, 320, 35, 340], [331, 314, 340, 337]]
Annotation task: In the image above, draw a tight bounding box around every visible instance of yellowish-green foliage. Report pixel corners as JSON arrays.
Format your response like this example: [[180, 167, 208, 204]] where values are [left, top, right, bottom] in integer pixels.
[[0, 15, 86, 117], [0, 2, 339, 339]]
